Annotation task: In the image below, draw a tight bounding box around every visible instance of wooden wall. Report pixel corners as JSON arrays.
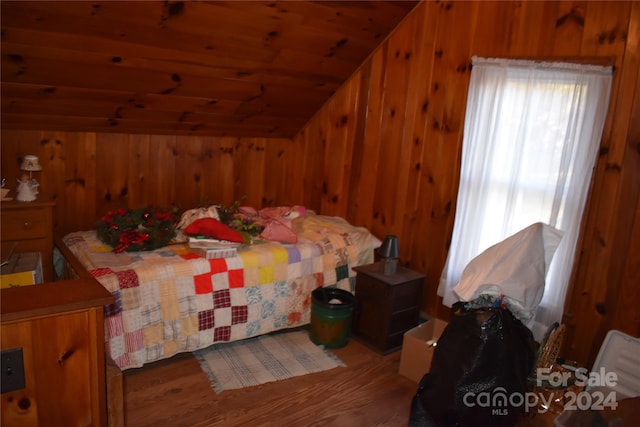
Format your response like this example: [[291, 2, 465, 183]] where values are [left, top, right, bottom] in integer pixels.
[[292, 0, 640, 367], [0, 133, 300, 234], [1, 1, 638, 367]]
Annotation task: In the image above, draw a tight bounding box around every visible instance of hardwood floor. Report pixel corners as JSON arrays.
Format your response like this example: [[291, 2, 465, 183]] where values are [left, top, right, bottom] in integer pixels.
[[122, 332, 557, 427], [123, 334, 416, 427]]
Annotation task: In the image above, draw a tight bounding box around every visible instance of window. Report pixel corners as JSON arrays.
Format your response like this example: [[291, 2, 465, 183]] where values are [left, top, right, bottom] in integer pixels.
[[438, 57, 612, 339]]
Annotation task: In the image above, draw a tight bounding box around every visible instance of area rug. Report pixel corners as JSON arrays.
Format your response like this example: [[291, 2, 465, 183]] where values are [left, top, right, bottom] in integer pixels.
[[194, 330, 345, 393]]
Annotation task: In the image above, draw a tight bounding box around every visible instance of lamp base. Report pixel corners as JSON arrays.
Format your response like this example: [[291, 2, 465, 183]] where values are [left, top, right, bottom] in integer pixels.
[[382, 259, 398, 275], [16, 193, 37, 202], [16, 183, 38, 202]]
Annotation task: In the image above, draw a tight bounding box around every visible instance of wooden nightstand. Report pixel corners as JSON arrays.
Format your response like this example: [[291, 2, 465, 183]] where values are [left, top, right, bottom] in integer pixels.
[[1, 199, 55, 282], [351, 262, 425, 354]]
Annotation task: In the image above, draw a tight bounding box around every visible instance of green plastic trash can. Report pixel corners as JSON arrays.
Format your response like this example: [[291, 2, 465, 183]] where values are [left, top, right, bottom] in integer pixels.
[[309, 287, 355, 349]]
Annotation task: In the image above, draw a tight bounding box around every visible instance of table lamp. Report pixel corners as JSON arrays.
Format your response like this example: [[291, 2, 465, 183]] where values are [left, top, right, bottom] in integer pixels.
[[16, 155, 42, 202], [377, 234, 399, 275]]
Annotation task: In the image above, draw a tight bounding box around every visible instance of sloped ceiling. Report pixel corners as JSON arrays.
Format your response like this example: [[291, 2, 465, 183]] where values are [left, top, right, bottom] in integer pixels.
[[1, 1, 418, 138]]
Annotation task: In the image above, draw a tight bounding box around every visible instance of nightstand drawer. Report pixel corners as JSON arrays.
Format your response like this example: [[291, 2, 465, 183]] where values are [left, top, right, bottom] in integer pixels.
[[391, 278, 423, 311], [390, 308, 421, 334], [1, 208, 49, 240], [354, 275, 390, 300], [1, 199, 55, 282]]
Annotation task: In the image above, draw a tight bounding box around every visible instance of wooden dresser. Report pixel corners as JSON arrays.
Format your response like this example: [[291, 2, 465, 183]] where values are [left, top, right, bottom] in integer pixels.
[[1, 199, 56, 282], [1, 279, 114, 426]]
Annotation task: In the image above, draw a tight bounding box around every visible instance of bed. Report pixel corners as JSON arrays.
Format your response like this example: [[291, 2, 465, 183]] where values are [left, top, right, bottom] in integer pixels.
[[58, 210, 379, 370]]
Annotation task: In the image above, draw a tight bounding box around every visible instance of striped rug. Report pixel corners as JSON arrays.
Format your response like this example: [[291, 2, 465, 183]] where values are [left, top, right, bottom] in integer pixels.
[[194, 330, 345, 393]]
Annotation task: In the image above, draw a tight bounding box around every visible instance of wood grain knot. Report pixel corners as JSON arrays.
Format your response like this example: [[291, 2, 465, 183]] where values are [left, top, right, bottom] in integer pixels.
[[18, 397, 31, 410], [58, 348, 75, 365]]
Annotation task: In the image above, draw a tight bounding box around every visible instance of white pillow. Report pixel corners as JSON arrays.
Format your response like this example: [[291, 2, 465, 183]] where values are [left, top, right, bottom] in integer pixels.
[[453, 222, 564, 321]]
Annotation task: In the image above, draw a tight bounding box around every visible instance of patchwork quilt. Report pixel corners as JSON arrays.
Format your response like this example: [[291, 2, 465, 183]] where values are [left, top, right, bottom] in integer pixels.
[[63, 214, 377, 370]]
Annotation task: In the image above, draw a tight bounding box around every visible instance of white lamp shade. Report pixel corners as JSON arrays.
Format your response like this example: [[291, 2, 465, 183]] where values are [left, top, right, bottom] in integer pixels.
[[20, 155, 42, 171]]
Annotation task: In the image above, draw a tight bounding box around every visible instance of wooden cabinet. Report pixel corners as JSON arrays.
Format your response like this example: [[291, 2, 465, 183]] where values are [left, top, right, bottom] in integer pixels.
[[352, 262, 424, 354], [1, 199, 55, 282], [1, 279, 114, 427]]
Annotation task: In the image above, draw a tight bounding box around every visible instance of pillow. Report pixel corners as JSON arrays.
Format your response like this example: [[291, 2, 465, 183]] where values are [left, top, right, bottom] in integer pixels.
[[183, 218, 244, 243]]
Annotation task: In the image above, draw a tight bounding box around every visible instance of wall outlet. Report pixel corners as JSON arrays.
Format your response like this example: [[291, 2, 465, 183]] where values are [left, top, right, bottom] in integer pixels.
[[1, 347, 26, 394]]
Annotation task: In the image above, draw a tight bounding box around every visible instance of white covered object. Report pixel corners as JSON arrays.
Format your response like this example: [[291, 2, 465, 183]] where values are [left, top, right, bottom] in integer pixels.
[[589, 330, 640, 398], [554, 330, 640, 426], [453, 222, 563, 321]]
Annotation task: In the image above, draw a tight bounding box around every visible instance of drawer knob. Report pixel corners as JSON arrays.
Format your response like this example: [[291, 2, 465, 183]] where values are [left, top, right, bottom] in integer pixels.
[[23, 221, 33, 230]]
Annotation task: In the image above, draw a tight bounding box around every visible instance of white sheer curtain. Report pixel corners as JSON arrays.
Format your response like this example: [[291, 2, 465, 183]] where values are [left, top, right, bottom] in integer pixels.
[[438, 57, 612, 340]]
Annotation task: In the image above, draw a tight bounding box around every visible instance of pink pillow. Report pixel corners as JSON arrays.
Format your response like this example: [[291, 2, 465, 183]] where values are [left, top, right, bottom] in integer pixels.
[[183, 218, 244, 243]]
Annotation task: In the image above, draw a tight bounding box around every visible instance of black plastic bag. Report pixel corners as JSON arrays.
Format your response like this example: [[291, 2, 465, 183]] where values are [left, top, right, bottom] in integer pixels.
[[409, 301, 536, 427]]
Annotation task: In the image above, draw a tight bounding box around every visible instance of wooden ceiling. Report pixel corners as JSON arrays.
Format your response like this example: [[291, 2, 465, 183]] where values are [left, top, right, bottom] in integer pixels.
[[1, 1, 417, 138]]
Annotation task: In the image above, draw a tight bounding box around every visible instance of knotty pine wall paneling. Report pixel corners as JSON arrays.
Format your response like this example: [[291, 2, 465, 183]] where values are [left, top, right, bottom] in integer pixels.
[[96, 133, 136, 215], [0, 132, 285, 234], [419, 0, 471, 292], [295, 109, 327, 212], [345, 62, 380, 231], [396, 3, 438, 276], [565, 2, 640, 364], [262, 137, 290, 207], [280, 137, 310, 210], [607, 47, 640, 334], [174, 135, 204, 208], [320, 76, 360, 218], [1, 1, 638, 368], [370, 16, 412, 234], [235, 137, 266, 208], [290, 0, 640, 368]]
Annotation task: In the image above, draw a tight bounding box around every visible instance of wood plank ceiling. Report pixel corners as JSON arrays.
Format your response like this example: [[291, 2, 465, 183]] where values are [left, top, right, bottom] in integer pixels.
[[1, 1, 418, 138]]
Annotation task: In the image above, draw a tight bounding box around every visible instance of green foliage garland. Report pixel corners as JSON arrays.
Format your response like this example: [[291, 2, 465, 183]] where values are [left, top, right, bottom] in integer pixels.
[[96, 206, 178, 253]]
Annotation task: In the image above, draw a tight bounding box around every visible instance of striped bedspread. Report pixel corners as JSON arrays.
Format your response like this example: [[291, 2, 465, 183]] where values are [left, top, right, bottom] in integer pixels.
[[62, 214, 377, 370]]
